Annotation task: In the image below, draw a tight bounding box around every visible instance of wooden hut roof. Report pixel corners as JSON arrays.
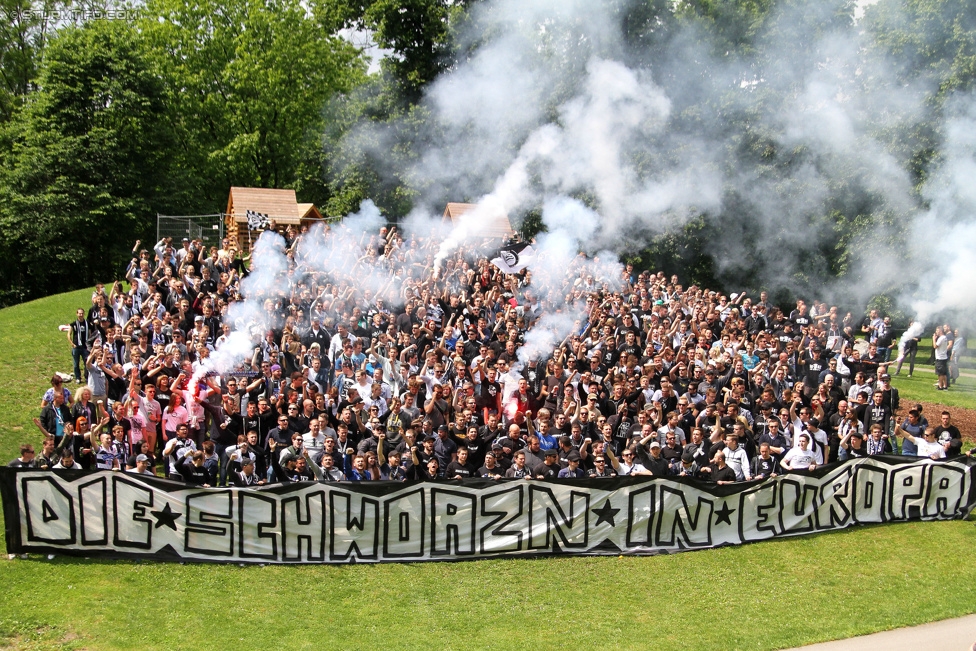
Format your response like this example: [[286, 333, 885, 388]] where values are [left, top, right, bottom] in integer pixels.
[[298, 203, 324, 221], [227, 187, 301, 225], [443, 202, 515, 238]]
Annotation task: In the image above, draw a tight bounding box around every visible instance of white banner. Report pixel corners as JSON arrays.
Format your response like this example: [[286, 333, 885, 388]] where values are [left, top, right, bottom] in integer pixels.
[[2, 456, 973, 563]]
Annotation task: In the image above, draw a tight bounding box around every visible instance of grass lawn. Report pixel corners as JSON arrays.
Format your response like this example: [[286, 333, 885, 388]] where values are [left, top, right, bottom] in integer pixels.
[[1, 291, 975, 651], [889, 372, 976, 411], [889, 337, 976, 410]]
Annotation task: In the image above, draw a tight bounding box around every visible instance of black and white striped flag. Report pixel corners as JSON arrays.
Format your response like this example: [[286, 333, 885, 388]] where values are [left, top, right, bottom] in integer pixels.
[[245, 210, 271, 230]]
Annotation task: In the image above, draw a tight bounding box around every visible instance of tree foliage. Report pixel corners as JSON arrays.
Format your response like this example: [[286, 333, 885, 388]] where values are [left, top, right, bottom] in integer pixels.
[[0, 19, 171, 305], [141, 0, 368, 212], [1, 0, 976, 306]]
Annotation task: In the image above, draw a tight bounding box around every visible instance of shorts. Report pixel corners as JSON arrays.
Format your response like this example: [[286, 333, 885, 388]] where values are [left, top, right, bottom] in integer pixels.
[[935, 359, 949, 376]]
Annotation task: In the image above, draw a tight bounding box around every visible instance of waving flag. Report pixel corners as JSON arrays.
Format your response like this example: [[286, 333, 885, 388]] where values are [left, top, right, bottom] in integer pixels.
[[491, 242, 535, 274], [246, 210, 271, 230]]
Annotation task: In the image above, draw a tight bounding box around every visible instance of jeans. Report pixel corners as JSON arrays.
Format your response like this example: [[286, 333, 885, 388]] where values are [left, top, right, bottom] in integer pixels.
[[895, 349, 916, 376], [214, 443, 230, 484], [71, 345, 88, 381]]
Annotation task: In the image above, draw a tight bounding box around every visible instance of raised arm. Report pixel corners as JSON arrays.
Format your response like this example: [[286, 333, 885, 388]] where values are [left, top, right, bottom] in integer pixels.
[[893, 423, 917, 445]]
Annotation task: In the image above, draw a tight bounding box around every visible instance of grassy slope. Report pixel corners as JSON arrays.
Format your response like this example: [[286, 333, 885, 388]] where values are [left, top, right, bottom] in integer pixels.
[[1, 291, 975, 651], [888, 338, 976, 410]]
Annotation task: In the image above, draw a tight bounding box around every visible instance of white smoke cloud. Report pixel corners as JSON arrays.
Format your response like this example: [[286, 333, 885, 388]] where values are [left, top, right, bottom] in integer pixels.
[[350, 0, 952, 308], [210, 0, 976, 381], [901, 97, 976, 327]]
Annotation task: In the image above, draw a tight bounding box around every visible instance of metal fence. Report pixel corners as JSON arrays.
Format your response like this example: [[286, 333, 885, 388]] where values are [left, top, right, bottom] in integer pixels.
[[156, 214, 225, 249]]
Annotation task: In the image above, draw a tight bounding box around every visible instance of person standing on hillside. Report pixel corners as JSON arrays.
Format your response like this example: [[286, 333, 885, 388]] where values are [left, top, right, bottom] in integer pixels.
[[933, 326, 950, 391], [68, 308, 91, 383], [894, 320, 920, 377], [949, 328, 964, 386]]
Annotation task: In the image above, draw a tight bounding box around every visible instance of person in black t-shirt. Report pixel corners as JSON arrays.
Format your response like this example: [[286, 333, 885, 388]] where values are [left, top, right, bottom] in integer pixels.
[[408, 445, 442, 480], [798, 346, 825, 399], [533, 449, 561, 479], [177, 450, 211, 486], [706, 450, 737, 484], [444, 448, 477, 479], [477, 450, 505, 479], [7, 444, 37, 468], [932, 411, 962, 457]]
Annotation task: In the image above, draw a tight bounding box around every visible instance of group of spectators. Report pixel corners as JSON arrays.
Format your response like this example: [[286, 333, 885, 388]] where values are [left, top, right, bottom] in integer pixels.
[[11, 222, 971, 487]]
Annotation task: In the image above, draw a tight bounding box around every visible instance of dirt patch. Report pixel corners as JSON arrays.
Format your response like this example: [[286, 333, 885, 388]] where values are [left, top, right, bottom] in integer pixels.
[[894, 401, 976, 446], [0, 627, 85, 651]]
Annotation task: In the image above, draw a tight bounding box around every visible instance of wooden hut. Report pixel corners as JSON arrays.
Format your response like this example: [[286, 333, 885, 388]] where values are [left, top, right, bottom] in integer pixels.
[[442, 202, 515, 239], [225, 187, 324, 253]]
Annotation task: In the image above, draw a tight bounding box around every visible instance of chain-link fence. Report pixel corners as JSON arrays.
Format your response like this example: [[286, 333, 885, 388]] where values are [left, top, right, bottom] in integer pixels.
[[156, 214, 225, 249]]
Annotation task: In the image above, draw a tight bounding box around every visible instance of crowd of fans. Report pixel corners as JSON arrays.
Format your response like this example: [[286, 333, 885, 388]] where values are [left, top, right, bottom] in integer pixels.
[[10, 223, 971, 486]]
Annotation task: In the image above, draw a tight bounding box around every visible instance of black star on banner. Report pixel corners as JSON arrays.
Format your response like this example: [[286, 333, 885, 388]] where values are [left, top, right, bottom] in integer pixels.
[[714, 502, 735, 526], [592, 500, 620, 527], [150, 503, 182, 531]]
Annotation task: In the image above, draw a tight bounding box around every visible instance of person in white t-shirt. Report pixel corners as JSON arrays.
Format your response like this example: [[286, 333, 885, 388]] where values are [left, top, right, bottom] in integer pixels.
[[933, 326, 950, 391], [895, 424, 946, 460], [610, 448, 651, 476], [782, 433, 820, 472], [302, 419, 327, 458]]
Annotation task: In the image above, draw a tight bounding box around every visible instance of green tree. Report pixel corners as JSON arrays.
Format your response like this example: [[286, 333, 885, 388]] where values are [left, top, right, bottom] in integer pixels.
[[142, 0, 368, 212], [865, 0, 976, 97], [332, 0, 471, 103], [0, 19, 172, 305], [0, 0, 62, 121]]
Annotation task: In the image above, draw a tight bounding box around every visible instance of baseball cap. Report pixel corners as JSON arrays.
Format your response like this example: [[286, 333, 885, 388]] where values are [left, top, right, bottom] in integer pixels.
[[270, 364, 281, 372], [649, 441, 661, 449], [544, 449, 558, 457], [566, 451, 581, 462], [135, 454, 149, 462]]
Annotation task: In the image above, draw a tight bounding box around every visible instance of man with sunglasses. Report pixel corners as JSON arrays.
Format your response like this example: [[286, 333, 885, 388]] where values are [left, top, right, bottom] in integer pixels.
[[588, 454, 616, 478], [894, 424, 945, 460], [610, 447, 650, 476]]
